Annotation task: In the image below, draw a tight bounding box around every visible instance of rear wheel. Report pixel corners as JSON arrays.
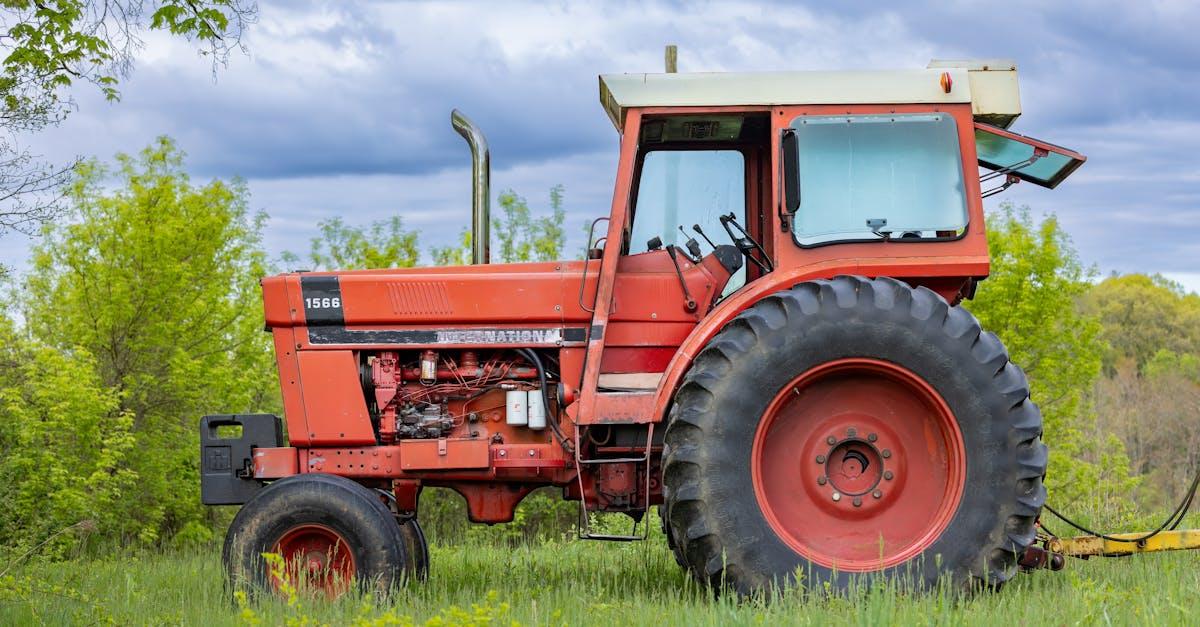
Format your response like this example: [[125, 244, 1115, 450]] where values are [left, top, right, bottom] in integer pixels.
[[224, 473, 412, 598], [662, 276, 1046, 595], [659, 505, 688, 568]]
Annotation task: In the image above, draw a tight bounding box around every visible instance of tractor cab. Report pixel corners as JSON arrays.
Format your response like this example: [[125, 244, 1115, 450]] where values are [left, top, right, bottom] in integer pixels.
[[598, 59, 1085, 306]]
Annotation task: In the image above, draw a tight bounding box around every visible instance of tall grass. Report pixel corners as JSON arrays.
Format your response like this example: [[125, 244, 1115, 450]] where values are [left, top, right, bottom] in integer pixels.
[[2, 532, 1199, 625]]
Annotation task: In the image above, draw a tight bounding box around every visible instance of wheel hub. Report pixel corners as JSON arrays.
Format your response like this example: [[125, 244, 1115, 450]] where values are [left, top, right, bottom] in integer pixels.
[[751, 358, 966, 571], [825, 438, 882, 496], [272, 524, 356, 597]]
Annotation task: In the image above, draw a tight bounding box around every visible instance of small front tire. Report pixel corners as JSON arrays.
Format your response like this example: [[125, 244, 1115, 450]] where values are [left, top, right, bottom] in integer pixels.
[[223, 473, 411, 598]]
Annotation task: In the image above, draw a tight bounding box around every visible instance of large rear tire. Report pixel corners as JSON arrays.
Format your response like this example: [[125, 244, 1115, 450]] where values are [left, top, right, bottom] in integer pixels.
[[223, 473, 412, 598], [662, 276, 1046, 595]]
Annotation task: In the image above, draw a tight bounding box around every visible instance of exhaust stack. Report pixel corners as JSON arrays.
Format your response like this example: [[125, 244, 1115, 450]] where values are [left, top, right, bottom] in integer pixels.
[[451, 109, 490, 264]]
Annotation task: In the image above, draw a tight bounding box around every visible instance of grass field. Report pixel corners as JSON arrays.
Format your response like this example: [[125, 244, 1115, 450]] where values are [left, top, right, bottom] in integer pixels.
[[3, 530, 1200, 626]]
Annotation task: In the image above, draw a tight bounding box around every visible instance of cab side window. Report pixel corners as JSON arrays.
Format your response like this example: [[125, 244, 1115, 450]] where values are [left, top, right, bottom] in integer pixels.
[[629, 150, 747, 292]]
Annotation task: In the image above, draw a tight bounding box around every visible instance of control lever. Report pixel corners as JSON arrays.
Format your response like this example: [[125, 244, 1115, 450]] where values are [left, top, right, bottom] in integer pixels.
[[719, 213, 774, 273], [677, 226, 703, 261], [664, 246, 698, 312], [692, 223, 718, 249]]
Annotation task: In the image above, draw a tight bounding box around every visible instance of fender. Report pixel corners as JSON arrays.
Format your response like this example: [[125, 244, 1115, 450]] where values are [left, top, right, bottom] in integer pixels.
[[649, 254, 990, 423]]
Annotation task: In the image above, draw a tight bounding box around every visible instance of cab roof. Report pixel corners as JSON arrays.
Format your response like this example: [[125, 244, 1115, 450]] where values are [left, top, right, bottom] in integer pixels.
[[598, 59, 1021, 132]]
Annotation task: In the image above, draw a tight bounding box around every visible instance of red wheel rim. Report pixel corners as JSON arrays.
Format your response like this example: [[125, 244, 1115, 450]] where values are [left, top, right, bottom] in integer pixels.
[[751, 358, 966, 571], [271, 524, 356, 597]]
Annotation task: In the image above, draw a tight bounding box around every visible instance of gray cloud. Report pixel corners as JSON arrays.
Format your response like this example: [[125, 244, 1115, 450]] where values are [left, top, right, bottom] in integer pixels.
[[0, 0, 1196, 292]]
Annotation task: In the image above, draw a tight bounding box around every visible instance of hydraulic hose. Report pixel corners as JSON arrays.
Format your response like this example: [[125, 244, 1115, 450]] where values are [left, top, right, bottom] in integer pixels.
[[1042, 464, 1200, 543]]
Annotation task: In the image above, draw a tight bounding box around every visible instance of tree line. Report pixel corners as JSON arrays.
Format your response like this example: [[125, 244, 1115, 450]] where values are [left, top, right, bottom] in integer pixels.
[[1, 138, 1198, 557]]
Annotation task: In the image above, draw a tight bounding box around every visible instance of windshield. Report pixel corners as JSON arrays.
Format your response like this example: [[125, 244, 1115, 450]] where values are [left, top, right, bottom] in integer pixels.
[[790, 113, 968, 246]]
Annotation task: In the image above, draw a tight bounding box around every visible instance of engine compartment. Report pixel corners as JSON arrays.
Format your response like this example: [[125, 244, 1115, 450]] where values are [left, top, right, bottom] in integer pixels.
[[363, 348, 559, 446]]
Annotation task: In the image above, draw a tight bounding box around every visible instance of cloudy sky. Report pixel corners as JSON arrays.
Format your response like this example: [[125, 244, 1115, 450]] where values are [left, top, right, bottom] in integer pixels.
[[2, 0, 1197, 291]]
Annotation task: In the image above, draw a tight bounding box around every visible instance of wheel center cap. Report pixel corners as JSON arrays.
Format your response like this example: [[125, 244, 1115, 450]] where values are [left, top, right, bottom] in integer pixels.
[[825, 441, 883, 495], [305, 551, 328, 573]]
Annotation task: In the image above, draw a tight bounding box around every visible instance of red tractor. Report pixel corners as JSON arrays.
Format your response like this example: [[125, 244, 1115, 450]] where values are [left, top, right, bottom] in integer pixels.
[[202, 59, 1090, 597]]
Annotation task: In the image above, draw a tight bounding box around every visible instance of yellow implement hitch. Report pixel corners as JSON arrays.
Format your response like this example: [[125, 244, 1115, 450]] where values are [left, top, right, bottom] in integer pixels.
[[1049, 529, 1200, 558]]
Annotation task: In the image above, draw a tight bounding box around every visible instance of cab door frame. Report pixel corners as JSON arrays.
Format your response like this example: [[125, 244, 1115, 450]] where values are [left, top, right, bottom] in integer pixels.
[[577, 106, 775, 425]]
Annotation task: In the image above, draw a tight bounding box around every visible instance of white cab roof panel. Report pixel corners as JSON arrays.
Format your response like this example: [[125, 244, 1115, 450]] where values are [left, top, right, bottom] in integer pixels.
[[599, 60, 1020, 131]]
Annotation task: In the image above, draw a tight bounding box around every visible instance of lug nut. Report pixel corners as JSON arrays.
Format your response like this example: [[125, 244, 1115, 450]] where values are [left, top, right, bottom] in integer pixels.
[[868, 433, 878, 442], [831, 492, 841, 502], [826, 436, 837, 445], [852, 497, 862, 507], [815, 454, 826, 464], [817, 476, 827, 486], [873, 490, 883, 499], [847, 427, 857, 437], [881, 449, 892, 459], [884, 471, 894, 481]]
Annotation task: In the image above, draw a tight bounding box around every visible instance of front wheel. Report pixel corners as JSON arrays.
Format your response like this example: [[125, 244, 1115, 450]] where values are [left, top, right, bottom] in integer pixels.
[[223, 473, 412, 598], [662, 276, 1047, 595]]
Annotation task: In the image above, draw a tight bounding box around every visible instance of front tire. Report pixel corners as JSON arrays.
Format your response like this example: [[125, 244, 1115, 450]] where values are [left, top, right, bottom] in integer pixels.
[[662, 276, 1046, 595], [223, 473, 411, 598]]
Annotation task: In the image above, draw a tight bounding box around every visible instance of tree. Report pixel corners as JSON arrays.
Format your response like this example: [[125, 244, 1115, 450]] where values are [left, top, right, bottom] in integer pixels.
[[1083, 274, 1200, 372], [429, 227, 472, 267], [0, 314, 138, 557], [286, 216, 420, 270], [431, 185, 567, 265], [21, 136, 276, 545], [966, 203, 1135, 508], [1095, 351, 1200, 507], [0, 1, 257, 249]]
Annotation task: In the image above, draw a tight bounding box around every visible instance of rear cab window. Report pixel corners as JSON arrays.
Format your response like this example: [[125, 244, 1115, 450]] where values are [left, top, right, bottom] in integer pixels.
[[789, 113, 968, 246]]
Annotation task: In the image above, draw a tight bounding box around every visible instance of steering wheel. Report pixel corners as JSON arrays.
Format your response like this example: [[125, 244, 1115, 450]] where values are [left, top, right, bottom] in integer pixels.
[[719, 213, 773, 273]]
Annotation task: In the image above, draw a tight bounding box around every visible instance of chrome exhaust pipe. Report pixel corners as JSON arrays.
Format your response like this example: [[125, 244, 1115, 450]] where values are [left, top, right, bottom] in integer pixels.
[[451, 109, 490, 264]]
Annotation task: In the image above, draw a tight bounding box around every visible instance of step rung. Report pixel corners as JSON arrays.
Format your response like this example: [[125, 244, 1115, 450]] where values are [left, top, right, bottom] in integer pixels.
[[579, 390, 656, 425], [580, 533, 644, 542], [597, 372, 663, 390], [577, 456, 648, 465]]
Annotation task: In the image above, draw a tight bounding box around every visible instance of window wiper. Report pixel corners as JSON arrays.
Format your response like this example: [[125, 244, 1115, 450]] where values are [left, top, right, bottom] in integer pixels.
[[866, 217, 892, 240], [867, 218, 926, 241]]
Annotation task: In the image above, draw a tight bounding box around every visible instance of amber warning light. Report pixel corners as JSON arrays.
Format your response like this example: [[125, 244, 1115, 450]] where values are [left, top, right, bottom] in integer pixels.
[[939, 71, 953, 94]]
